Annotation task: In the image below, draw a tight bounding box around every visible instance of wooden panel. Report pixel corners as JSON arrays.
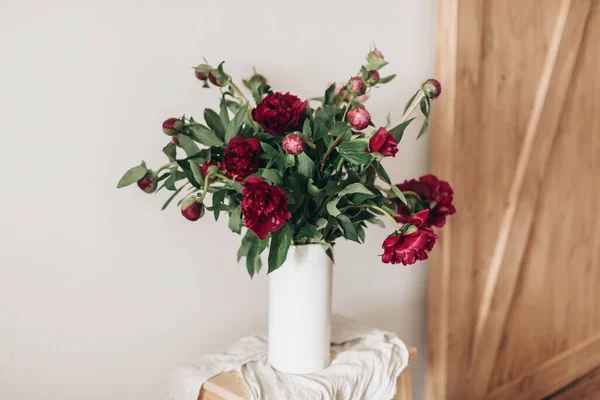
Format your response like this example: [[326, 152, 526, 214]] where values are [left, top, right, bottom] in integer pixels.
[[546, 365, 600, 400], [429, 0, 599, 399]]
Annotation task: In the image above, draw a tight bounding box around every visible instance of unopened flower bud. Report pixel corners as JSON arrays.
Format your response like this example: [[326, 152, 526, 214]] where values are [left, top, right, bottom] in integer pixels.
[[347, 77, 367, 95], [181, 197, 205, 221], [194, 64, 211, 81], [282, 133, 304, 155], [162, 118, 183, 136], [201, 161, 219, 181], [171, 136, 180, 146], [208, 70, 229, 87], [366, 70, 380, 86], [137, 170, 158, 194], [347, 107, 371, 130], [367, 49, 384, 62], [422, 78, 442, 100]]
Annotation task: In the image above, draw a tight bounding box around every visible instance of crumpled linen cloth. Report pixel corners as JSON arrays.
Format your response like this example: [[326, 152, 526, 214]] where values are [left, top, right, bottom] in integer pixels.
[[163, 315, 409, 400]]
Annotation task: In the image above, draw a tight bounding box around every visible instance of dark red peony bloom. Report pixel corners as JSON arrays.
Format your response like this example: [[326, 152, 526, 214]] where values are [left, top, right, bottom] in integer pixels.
[[181, 197, 205, 221], [252, 92, 307, 136], [381, 210, 438, 265], [241, 177, 292, 240], [282, 133, 304, 155], [422, 78, 442, 100], [394, 174, 456, 228], [347, 107, 371, 130], [367, 127, 398, 157], [222, 137, 261, 180]]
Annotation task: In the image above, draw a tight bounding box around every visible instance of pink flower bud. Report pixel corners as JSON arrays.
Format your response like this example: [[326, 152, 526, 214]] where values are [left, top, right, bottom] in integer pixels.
[[171, 136, 180, 146], [136, 171, 157, 194], [347, 107, 371, 130], [367, 49, 384, 62], [366, 70, 380, 86], [201, 161, 219, 181], [347, 77, 367, 95], [162, 118, 183, 136], [181, 197, 205, 221], [208, 71, 221, 86], [195, 70, 207, 81], [282, 133, 304, 155], [422, 78, 442, 100], [194, 64, 211, 81]]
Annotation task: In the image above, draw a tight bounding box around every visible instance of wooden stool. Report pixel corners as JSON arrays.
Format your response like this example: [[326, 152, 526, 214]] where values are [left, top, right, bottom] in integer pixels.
[[199, 346, 416, 400]]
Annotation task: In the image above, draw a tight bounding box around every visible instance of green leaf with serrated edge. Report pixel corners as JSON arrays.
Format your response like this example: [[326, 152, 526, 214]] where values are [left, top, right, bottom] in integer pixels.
[[186, 125, 223, 147], [337, 140, 371, 165], [365, 59, 389, 70], [204, 109, 225, 140], [162, 142, 177, 162], [329, 121, 350, 136], [324, 83, 336, 105], [373, 161, 391, 184], [379, 74, 397, 84], [259, 168, 282, 185], [389, 117, 415, 143], [228, 207, 242, 234], [225, 105, 247, 141], [161, 184, 185, 210], [117, 162, 147, 188], [268, 222, 294, 273], [417, 118, 429, 139], [297, 152, 316, 179], [335, 214, 360, 243], [327, 199, 341, 216], [403, 90, 420, 114], [390, 184, 407, 205], [420, 96, 429, 117]]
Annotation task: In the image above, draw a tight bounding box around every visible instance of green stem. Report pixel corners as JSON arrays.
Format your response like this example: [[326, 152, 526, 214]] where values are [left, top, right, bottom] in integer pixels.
[[401, 90, 425, 123], [367, 205, 400, 231], [228, 80, 249, 104], [157, 162, 176, 172], [199, 172, 213, 200]]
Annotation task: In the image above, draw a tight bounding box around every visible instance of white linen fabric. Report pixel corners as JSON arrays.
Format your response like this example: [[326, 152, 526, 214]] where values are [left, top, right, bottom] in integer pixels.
[[163, 315, 409, 400]]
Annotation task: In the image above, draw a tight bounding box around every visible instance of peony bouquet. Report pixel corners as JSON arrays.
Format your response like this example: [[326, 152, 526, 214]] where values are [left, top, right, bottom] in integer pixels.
[[117, 48, 456, 276]]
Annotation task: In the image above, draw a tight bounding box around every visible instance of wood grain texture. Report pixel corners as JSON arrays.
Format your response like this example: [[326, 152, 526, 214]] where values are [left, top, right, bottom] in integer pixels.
[[429, 0, 599, 399], [546, 365, 600, 400], [199, 346, 417, 400]]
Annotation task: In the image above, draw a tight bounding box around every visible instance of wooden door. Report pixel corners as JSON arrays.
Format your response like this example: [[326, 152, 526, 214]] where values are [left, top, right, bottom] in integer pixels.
[[427, 0, 600, 399]]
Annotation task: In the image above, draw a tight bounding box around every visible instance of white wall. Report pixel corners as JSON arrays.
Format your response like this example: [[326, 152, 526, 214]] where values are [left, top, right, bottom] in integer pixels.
[[0, 0, 435, 398]]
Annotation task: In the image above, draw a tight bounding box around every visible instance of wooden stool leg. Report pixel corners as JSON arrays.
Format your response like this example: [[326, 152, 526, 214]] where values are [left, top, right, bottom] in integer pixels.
[[393, 365, 413, 400]]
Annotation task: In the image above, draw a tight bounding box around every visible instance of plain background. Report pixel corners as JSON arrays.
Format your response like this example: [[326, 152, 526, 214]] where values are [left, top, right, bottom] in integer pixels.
[[0, 0, 436, 398]]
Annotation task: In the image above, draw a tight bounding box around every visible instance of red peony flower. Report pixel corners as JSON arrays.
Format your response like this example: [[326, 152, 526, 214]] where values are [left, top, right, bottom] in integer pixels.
[[252, 92, 307, 136], [381, 210, 438, 265], [347, 77, 367, 95], [394, 174, 456, 228], [162, 118, 183, 136], [241, 177, 292, 240], [367, 127, 398, 157], [422, 78, 442, 100], [181, 197, 205, 221], [222, 137, 261, 180], [282, 133, 304, 155], [347, 107, 371, 130]]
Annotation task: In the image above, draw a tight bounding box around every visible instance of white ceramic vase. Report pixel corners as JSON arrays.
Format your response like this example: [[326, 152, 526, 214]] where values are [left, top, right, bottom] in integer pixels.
[[268, 244, 333, 374]]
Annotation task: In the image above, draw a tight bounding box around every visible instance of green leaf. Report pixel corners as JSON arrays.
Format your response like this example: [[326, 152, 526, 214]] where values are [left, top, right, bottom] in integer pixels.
[[368, 218, 386, 228], [326, 198, 341, 217], [390, 184, 407, 205], [176, 159, 202, 189], [175, 134, 200, 158], [225, 105, 247, 141], [297, 152, 316, 179], [268, 222, 294, 273], [162, 142, 177, 162], [190, 161, 204, 186], [365, 59, 389, 70], [324, 83, 336, 105], [329, 121, 350, 137], [212, 190, 226, 221], [389, 118, 415, 143], [417, 118, 429, 139], [204, 109, 225, 140], [117, 162, 147, 188], [373, 161, 391, 184], [161, 184, 185, 210], [228, 207, 242, 234], [259, 168, 282, 186], [337, 140, 371, 165], [220, 99, 230, 128], [164, 166, 178, 191], [404, 90, 420, 114], [313, 117, 327, 143], [186, 125, 223, 147], [338, 182, 374, 197], [335, 214, 360, 243], [302, 119, 312, 139], [420, 96, 429, 117], [379, 74, 397, 84]]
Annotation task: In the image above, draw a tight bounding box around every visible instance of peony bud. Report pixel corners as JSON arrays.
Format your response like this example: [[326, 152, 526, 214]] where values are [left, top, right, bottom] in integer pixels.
[[194, 64, 211, 81], [249, 74, 267, 85], [171, 136, 180, 146], [367, 49, 384, 62], [162, 118, 183, 136], [201, 161, 219, 181], [208, 69, 229, 87], [282, 133, 305, 155], [137, 170, 158, 194], [422, 78, 442, 100], [366, 70, 380, 86], [347, 77, 367, 95], [347, 107, 371, 130], [181, 197, 205, 221]]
